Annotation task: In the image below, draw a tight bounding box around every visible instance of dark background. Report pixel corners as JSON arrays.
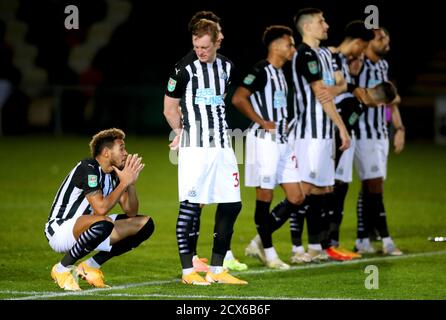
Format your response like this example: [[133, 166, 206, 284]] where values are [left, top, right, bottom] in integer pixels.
[[1, 0, 444, 139]]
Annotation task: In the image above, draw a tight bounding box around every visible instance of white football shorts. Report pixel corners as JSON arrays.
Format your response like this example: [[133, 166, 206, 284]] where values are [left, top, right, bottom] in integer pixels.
[[335, 135, 357, 183], [46, 214, 118, 253], [245, 131, 299, 189], [354, 137, 389, 180], [178, 147, 241, 204], [296, 137, 335, 187]]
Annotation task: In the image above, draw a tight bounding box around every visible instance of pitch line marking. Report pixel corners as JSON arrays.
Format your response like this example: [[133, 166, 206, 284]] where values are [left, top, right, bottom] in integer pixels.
[[5, 250, 446, 300], [96, 293, 353, 300]]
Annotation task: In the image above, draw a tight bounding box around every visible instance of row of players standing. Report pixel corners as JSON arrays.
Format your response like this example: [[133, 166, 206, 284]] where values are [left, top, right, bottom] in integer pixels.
[[163, 8, 405, 285], [238, 9, 404, 269]]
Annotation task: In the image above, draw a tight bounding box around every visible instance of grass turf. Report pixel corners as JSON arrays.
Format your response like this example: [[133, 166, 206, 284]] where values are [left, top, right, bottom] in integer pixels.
[[0, 136, 445, 300]]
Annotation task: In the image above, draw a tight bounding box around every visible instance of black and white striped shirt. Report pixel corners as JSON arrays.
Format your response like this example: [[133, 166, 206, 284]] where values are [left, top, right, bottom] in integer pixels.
[[240, 60, 288, 143], [44, 158, 118, 239], [354, 57, 389, 140], [333, 52, 355, 104], [331, 51, 366, 134], [289, 44, 337, 140], [165, 51, 234, 148]]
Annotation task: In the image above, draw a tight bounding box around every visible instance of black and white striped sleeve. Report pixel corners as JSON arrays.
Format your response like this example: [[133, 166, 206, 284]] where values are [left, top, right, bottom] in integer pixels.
[[295, 47, 322, 84], [164, 64, 190, 98], [72, 162, 102, 195], [239, 65, 267, 93]]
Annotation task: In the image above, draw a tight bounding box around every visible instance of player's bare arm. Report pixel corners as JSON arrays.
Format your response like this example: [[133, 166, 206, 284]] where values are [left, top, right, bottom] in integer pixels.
[[86, 184, 126, 216], [391, 104, 405, 154], [86, 154, 144, 215], [391, 93, 401, 106], [312, 80, 333, 104], [316, 71, 347, 99], [353, 87, 376, 106], [119, 155, 143, 216], [232, 86, 275, 132], [163, 96, 183, 150], [118, 185, 139, 217], [327, 46, 339, 54], [311, 80, 351, 151], [329, 70, 347, 96]]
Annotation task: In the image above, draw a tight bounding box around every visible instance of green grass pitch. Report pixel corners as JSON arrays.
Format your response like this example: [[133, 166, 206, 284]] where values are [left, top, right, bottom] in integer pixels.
[[0, 136, 445, 300]]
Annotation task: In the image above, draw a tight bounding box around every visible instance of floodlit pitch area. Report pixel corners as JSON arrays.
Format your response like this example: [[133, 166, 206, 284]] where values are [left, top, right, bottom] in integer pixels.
[[0, 136, 445, 300]]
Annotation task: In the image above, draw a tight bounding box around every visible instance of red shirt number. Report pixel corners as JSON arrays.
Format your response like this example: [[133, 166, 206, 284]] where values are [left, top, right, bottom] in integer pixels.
[[233, 172, 240, 187]]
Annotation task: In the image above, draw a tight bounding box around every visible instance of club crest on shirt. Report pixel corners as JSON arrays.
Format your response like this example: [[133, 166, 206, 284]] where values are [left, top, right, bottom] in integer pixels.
[[243, 74, 256, 85], [188, 188, 197, 197], [220, 71, 228, 80], [308, 61, 318, 74], [88, 175, 98, 188], [167, 78, 177, 92]]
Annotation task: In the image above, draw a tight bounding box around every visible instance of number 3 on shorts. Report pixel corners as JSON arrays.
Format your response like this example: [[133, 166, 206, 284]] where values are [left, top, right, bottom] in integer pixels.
[[233, 172, 239, 187], [291, 155, 298, 168]]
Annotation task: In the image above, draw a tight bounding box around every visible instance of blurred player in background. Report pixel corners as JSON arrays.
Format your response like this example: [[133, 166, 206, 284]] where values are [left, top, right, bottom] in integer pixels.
[[232, 25, 303, 270], [353, 27, 405, 255]]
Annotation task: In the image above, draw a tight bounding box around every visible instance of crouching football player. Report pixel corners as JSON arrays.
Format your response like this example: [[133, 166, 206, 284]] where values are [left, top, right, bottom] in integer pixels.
[[44, 128, 154, 291]]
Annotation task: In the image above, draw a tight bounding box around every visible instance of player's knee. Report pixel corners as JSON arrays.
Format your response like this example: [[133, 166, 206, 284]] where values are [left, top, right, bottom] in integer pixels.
[[218, 201, 242, 218], [254, 201, 270, 226], [215, 202, 242, 233], [257, 189, 273, 202], [365, 183, 383, 194], [95, 215, 114, 223], [363, 178, 383, 193], [137, 215, 150, 228], [287, 192, 305, 205], [139, 217, 155, 241], [230, 201, 242, 216], [90, 220, 114, 238]]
